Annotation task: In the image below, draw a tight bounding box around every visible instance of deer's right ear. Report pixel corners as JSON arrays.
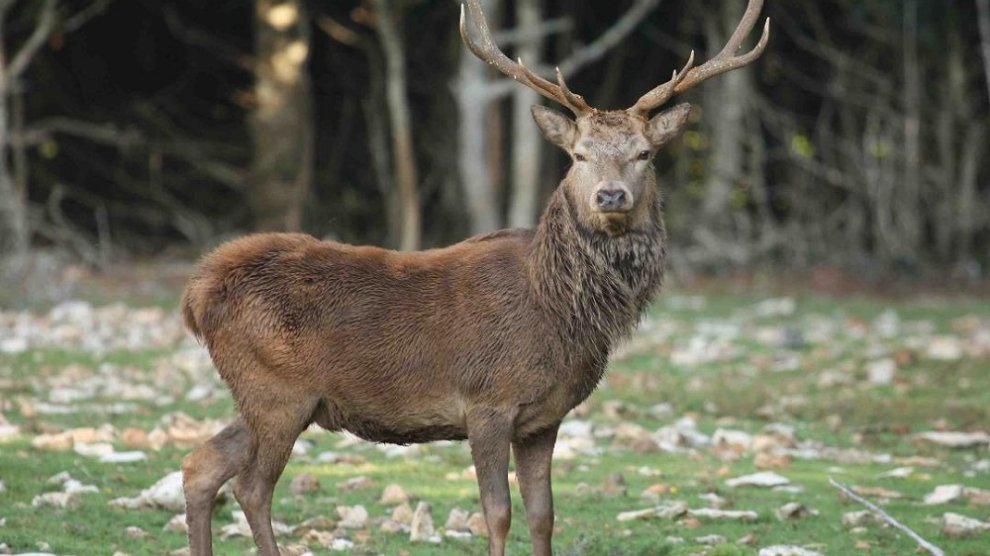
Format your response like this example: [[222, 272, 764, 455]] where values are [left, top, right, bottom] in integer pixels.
[[532, 105, 576, 150]]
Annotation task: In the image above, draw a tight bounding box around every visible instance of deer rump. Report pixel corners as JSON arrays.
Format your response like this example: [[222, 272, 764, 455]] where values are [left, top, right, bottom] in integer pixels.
[[181, 231, 565, 445]]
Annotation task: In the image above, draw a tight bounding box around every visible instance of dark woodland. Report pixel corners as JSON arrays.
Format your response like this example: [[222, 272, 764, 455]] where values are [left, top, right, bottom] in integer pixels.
[[1, 0, 988, 279]]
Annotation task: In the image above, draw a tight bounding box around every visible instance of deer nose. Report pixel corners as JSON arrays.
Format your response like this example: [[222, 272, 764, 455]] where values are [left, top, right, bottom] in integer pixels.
[[593, 182, 632, 212], [596, 190, 626, 210]]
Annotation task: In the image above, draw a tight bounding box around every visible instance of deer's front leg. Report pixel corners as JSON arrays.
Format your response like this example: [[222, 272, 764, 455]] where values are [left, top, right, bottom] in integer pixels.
[[513, 423, 559, 556], [468, 409, 513, 556]]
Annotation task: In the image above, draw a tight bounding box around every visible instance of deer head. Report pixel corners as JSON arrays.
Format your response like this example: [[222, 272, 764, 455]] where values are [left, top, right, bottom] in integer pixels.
[[460, 0, 770, 236]]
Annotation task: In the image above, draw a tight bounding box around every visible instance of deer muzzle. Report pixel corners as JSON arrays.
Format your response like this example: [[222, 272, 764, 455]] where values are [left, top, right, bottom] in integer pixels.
[[592, 181, 633, 213]]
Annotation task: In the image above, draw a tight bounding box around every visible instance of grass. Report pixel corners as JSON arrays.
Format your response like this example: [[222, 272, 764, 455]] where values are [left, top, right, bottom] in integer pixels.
[[1, 290, 989, 555]]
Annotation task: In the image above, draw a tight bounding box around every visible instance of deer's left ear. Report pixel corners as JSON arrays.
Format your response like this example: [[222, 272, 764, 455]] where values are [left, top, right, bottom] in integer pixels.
[[646, 103, 692, 148]]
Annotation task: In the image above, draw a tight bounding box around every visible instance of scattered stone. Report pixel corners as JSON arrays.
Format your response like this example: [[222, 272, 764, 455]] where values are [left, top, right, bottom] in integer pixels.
[[409, 502, 441, 544], [302, 529, 335, 545], [292, 516, 336, 535], [329, 538, 355, 551], [336, 505, 369, 529], [601, 473, 627, 496], [695, 534, 726, 545], [337, 476, 374, 492], [842, 510, 880, 528], [380, 484, 410, 505], [754, 452, 793, 469], [74, 442, 115, 458], [124, 525, 150, 538], [942, 512, 990, 538], [758, 546, 824, 556], [467, 512, 488, 537], [726, 471, 790, 488], [877, 466, 914, 479], [866, 358, 897, 385], [109, 471, 187, 512], [289, 473, 321, 495], [688, 508, 758, 522], [380, 519, 407, 535], [916, 431, 990, 448], [391, 502, 414, 525], [616, 501, 688, 522], [559, 420, 593, 438], [927, 336, 963, 360], [775, 502, 816, 520], [697, 492, 728, 509], [33, 491, 79, 509], [444, 508, 471, 532], [164, 514, 188, 533], [924, 484, 964, 505], [100, 451, 147, 463]]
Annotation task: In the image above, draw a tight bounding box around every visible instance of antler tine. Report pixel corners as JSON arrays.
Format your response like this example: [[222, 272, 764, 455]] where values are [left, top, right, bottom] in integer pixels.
[[627, 50, 695, 117], [555, 67, 593, 114], [460, 0, 592, 116], [627, 0, 770, 117]]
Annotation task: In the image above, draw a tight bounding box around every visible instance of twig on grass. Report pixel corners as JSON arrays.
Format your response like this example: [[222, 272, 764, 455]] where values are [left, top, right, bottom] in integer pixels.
[[828, 476, 945, 556]]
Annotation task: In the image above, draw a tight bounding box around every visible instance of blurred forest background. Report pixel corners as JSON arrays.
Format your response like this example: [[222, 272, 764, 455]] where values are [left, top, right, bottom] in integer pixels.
[[0, 0, 988, 287]]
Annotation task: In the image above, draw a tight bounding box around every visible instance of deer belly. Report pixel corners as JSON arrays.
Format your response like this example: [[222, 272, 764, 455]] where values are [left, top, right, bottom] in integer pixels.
[[313, 398, 468, 445]]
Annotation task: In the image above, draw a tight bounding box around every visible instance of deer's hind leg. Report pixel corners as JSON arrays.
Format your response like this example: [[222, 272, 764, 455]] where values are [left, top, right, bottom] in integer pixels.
[[234, 389, 318, 556], [183, 417, 251, 556]]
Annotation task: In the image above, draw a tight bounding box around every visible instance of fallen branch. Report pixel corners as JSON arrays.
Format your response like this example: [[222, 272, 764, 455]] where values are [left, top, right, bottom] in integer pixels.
[[828, 476, 944, 556]]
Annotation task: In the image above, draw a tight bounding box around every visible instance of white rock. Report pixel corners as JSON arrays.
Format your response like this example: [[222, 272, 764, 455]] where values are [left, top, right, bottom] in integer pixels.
[[410, 502, 439, 543], [380, 484, 409, 505], [336, 505, 369, 529], [559, 420, 594, 438], [866, 358, 897, 385], [32, 491, 77, 508], [695, 534, 726, 545], [444, 508, 471, 531], [712, 429, 753, 451], [329, 538, 355, 551], [842, 510, 879, 528], [616, 501, 687, 522], [100, 451, 147, 463], [927, 336, 963, 360], [688, 508, 758, 522], [759, 547, 824, 556], [726, 471, 790, 488], [942, 512, 990, 533], [917, 430, 990, 448], [924, 484, 964, 505], [109, 471, 186, 512], [164, 514, 188, 533], [877, 466, 914, 479]]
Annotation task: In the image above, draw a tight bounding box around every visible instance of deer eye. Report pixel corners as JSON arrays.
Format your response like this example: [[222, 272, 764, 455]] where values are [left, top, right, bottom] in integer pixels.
[[637, 150, 651, 161], [574, 153, 587, 162]]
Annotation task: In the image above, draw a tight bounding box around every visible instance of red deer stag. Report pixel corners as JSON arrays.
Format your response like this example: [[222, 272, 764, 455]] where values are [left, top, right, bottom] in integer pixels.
[[180, 1, 769, 554]]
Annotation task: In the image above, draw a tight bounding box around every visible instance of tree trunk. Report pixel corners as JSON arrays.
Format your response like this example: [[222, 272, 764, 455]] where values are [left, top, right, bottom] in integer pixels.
[[507, 0, 543, 229], [455, 0, 501, 235], [700, 0, 750, 249], [250, 0, 315, 232], [374, 0, 421, 250]]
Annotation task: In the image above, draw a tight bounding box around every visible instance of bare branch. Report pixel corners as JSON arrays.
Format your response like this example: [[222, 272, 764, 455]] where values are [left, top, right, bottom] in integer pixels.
[[828, 477, 945, 556], [557, 0, 661, 76], [7, 0, 57, 78], [62, 0, 114, 33]]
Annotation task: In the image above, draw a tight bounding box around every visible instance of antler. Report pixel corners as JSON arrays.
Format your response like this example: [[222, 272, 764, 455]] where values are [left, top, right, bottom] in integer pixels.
[[460, 0, 593, 117], [627, 0, 770, 117]]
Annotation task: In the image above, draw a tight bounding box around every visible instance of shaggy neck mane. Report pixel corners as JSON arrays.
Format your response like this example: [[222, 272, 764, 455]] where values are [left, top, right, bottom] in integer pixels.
[[527, 185, 667, 371]]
